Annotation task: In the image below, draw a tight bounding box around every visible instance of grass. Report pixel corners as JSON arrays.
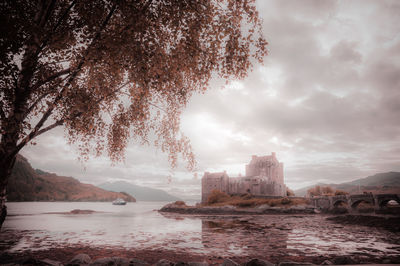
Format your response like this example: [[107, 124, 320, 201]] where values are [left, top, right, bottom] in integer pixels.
[[205, 190, 310, 208], [173, 200, 187, 206]]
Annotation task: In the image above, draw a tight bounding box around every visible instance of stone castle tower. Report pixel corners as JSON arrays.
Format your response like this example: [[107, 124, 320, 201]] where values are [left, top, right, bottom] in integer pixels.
[[201, 153, 286, 203]]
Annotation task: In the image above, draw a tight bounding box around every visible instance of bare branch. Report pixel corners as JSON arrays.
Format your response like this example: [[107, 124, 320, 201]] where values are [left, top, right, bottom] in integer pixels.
[[38, 0, 77, 53], [26, 92, 51, 116], [14, 103, 54, 153], [0, 107, 6, 123], [35, 117, 65, 137], [38, 0, 57, 28], [31, 67, 71, 91], [148, 102, 167, 113]]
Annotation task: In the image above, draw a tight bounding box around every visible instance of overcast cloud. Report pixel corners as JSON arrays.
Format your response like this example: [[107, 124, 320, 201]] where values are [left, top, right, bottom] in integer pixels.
[[21, 0, 400, 199]]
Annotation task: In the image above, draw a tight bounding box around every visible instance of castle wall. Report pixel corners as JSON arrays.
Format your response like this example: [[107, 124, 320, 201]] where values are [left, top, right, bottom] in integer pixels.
[[201, 172, 229, 203]]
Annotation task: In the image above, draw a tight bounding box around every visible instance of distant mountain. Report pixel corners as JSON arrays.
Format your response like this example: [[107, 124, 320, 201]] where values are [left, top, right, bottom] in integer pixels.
[[345, 172, 400, 187], [99, 181, 180, 202], [7, 155, 136, 202], [294, 172, 400, 197]]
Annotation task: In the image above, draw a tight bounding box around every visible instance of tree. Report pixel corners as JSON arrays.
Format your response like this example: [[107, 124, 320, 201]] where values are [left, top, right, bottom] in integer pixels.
[[321, 186, 334, 195], [307, 185, 334, 197], [0, 0, 267, 228], [286, 187, 295, 197], [334, 190, 349, 196]]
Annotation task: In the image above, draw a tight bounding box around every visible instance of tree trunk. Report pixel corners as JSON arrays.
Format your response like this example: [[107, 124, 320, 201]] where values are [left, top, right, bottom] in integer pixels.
[[0, 131, 19, 230], [0, 153, 16, 230]]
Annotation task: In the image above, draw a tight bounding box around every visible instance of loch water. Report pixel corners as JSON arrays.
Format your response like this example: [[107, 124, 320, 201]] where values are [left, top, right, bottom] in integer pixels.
[[1, 202, 400, 260]]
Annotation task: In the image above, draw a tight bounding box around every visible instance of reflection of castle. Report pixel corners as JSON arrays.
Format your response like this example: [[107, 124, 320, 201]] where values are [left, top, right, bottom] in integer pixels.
[[201, 218, 289, 256], [201, 153, 286, 203]]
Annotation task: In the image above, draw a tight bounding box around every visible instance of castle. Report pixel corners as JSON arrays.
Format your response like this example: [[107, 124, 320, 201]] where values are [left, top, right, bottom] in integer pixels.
[[201, 153, 286, 203]]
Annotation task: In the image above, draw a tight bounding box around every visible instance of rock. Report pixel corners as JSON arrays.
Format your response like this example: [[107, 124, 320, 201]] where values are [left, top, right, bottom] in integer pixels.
[[245, 258, 275, 266], [320, 260, 333, 265], [70, 209, 96, 214], [129, 258, 149, 266], [290, 206, 306, 210], [155, 259, 174, 266], [1, 256, 42, 266], [331, 256, 355, 265], [90, 257, 130, 265], [277, 262, 315, 266], [256, 204, 270, 210], [188, 263, 208, 266], [41, 258, 64, 266], [382, 258, 391, 264], [222, 259, 239, 266], [17, 256, 42, 265], [313, 209, 321, 214], [67, 253, 92, 266], [174, 262, 208, 266]]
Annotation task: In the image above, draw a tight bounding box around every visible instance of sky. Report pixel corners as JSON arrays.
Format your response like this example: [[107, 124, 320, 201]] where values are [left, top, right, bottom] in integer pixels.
[[21, 0, 400, 200]]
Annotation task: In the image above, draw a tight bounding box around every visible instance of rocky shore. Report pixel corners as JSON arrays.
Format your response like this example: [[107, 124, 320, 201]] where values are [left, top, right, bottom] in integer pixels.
[[158, 202, 317, 215], [327, 214, 400, 232], [1, 251, 393, 266]]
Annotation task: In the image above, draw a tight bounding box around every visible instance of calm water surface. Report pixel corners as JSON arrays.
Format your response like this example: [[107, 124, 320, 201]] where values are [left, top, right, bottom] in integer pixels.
[[2, 202, 400, 259]]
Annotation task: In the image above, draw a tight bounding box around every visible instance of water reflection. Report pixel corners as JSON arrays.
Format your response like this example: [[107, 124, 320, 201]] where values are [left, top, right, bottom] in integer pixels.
[[2, 202, 400, 260], [200, 218, 289, 256]]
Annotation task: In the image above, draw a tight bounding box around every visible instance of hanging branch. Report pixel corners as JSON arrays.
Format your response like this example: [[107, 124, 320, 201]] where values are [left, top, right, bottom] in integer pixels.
[[13, 3, 118, 156]]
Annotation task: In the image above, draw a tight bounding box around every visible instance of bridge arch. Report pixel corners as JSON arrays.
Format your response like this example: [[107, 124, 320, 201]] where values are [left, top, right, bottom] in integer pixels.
[[350, 199, 374, 209], [333, 199, 348, 208], [378, 196, 400, 208]]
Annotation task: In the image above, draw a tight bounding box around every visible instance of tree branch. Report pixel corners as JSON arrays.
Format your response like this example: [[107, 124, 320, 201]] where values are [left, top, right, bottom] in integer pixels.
[[26, 72, 72, 116], [38, 0, 57, 28], [14, 103, 54, 153], [38, 0, 77, 53], [35, 117, 65, 136], [23, 80, 133, 144], [0, 107, 6, 123], [14, 3, 118, 154], [31, 68, 71, 91]]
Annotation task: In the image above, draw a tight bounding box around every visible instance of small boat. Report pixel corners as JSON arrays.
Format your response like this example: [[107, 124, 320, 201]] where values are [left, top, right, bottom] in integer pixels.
[[112, 198, 127, 205]]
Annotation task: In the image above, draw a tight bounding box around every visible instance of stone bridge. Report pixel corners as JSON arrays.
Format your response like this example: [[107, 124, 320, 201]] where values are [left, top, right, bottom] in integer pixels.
[[310, 193, 400, 211]]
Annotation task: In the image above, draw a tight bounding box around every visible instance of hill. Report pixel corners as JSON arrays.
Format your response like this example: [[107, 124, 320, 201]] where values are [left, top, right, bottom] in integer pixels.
[[99, 181, 180, 202], [294, 172, 400, 196], [7, 155, 136, 202]]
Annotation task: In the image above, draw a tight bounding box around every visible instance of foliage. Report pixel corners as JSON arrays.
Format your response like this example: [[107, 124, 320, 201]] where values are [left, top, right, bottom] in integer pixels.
[[280, 197, 291, 205], [0, 0, 267, 171], [207, 189, 230, 204], [205, 190, 309, 208], [286, 187, 295, 196], [307, 185, 335, 197], [174, 200, 186, 206], [334, 190, 349, 196]]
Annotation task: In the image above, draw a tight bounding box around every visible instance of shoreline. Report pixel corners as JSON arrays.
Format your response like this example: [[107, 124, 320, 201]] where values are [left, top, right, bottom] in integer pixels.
[[159, 202, 319, 215], [2, 202, 399, 265], [1, 243, 399, 265]]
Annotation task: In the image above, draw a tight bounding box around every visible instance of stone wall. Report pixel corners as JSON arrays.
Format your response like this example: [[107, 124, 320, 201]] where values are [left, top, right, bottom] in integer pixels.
[[201, 171, 229, 203]]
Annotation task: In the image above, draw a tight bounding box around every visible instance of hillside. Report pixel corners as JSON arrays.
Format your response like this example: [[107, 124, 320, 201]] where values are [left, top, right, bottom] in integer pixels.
[[99, 181, 180, 202], [294, 172, 400, 196], [7, 155, 136, 202]]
